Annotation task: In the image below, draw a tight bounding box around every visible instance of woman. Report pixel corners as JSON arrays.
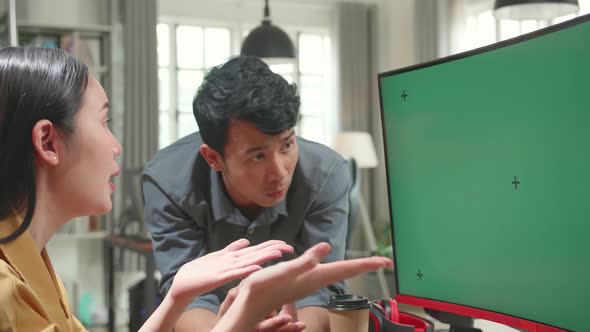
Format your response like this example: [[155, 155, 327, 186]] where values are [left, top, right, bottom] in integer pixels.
[[0, 47, 392, 331]]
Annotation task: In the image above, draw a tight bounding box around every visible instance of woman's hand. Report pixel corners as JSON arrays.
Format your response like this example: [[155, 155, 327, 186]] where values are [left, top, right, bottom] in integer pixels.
[[139, 239, 293, 332], [169, 238, 294, 301], [218, 284, 304, 332], [212, 242, 393, 331], [244, 242, 392, 314]]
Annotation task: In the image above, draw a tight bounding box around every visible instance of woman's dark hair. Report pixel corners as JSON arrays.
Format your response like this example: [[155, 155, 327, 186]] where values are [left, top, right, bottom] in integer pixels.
[[193, 56, 300, 155], [0, 47, 89, 243]]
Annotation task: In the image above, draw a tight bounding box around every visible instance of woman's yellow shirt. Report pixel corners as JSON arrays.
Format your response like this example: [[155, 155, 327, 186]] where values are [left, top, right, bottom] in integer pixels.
[[0, 215, 87, 331]]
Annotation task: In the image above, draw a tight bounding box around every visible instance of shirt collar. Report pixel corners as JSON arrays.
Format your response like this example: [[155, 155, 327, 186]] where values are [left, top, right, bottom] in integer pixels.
[[209, 168, 288, 223]]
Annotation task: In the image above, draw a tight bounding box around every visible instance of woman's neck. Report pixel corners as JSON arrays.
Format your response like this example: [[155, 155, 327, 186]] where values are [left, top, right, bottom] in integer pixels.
[[25, 178, 69, 252]]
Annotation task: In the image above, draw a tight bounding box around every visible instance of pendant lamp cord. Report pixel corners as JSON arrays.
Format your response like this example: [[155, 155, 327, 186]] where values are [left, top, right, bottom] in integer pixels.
[[264, 0, 271, 21]]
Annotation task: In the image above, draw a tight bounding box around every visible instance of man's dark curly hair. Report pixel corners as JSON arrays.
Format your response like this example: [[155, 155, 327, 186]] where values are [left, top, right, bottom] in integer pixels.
[[193, 56, 300, 155]]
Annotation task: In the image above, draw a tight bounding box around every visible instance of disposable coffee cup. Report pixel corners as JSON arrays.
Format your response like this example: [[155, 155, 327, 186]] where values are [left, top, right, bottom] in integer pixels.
[[325, 294, 371, 332]]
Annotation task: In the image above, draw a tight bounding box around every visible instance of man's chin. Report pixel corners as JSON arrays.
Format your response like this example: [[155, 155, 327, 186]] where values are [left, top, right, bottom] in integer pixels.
[[261, 196, 286, 207]]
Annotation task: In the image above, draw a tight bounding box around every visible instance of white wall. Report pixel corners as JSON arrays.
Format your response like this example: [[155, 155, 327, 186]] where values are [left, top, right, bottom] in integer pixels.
[[375, 0, 417, 72], [158, 0, 336, 30], [15, 0, 109, 26]]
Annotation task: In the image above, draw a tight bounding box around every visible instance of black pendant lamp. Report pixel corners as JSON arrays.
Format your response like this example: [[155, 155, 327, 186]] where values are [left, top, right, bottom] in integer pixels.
[[241, 0, 296, 63], [494, 0, 579, 20]]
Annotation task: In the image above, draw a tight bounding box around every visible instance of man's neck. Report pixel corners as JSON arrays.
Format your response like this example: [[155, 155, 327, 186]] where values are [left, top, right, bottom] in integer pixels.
[[238, 205, 264, 222], [218, 172, 263, 221]]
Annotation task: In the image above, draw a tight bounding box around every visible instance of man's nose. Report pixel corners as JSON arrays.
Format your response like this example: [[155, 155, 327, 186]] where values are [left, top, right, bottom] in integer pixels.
[[267, 155, 288, 182]]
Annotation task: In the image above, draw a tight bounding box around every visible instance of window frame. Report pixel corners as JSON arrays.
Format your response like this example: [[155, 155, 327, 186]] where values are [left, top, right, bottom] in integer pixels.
[[158, 18, 236, 147]]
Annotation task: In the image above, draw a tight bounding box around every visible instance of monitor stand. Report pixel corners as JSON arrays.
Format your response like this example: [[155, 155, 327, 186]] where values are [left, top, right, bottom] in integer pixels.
[[425, 309, 483, 332]]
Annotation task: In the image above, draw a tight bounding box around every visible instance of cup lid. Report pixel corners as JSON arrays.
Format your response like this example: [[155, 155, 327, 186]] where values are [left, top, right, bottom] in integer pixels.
[[325, 294, 371, 311]]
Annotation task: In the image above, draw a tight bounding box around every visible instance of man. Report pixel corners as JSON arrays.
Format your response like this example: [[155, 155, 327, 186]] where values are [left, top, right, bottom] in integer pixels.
[[143, 56, 351, 332]]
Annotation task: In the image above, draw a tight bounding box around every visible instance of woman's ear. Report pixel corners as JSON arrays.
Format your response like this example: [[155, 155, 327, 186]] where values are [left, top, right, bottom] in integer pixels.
[[32, 119, 61, 166], [199, 144, 224, 171]]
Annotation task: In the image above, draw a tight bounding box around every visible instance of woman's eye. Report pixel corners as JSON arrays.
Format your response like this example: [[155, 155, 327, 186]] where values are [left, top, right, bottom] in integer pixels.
[[252, 153, 264, 161], [282, 142, 292, 151]]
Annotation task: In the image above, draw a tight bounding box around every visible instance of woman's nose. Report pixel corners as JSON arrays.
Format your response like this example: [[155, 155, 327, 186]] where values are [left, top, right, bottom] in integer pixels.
[[113, 139, 123, 157]]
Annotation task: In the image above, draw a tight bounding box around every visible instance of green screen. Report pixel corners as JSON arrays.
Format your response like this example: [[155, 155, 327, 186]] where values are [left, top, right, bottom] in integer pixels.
[[379, 15, 590, 332]]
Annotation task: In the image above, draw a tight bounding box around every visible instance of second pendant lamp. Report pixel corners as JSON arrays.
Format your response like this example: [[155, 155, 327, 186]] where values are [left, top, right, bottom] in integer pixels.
[[493, 0, 579, 20]]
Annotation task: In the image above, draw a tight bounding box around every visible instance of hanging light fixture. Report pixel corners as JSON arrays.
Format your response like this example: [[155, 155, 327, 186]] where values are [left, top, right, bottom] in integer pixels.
[[241, 0, 296, 63], [494, 0, 579, 20]]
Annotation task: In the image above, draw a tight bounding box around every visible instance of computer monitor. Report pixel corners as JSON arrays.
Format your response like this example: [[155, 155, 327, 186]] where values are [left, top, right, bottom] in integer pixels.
[[378, 13, 590, 332]]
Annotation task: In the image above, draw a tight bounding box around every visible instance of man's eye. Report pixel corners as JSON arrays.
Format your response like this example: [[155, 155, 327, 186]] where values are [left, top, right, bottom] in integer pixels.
[[252, 153, 264, 161]]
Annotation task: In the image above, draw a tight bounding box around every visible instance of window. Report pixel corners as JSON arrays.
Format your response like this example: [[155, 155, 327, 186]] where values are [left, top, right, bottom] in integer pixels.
[[157, 23, 231, 148], [268, 32, 332, 145], [158, 22, 333, 148], [451, 0, 590, 54]]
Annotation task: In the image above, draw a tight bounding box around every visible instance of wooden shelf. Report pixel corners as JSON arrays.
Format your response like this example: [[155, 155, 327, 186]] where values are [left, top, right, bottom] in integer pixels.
[[16, 20, 112, 33], [52, 231, 108, 241]]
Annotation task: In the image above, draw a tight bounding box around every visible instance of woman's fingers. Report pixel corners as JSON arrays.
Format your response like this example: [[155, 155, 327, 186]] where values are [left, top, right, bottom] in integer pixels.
[[234, 240, 294, 257], [270, 242, 331, 277], [306, 242, 332, 260], [276, 322, 306, 332], [235, 248, 288, 268], [244, 242, 331, 294], [298, 256, 393, 295], [279, 303, 297, 320], [218, 265, 263, 285], [218, 279, 247, 319], [253, 314, 303, 332], [225, 242, 294, 271], [248, 250, 392, 308], [217, 286, 239, 318], [222, 238, 251, 252]]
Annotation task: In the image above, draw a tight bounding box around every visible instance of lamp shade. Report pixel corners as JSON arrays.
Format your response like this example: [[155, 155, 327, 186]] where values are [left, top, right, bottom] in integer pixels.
[[493, 0, 579, 20], [241, 0, 295, 62], [332, 131, 378, 169]]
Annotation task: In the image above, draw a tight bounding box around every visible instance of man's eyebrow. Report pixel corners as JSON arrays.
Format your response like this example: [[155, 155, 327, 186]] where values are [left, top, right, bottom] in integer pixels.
[[282, 130, 295, 141], [245, 130, 295, 154], [245, 144, 268, 154]]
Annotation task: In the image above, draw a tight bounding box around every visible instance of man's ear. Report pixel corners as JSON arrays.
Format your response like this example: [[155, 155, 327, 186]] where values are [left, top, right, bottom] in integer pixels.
[[32, 119, 61, 166], [199, 144, 224, 171]]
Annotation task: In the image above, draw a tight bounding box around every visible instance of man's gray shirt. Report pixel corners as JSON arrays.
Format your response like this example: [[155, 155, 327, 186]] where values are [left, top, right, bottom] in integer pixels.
[[142, 132, 351, 313]]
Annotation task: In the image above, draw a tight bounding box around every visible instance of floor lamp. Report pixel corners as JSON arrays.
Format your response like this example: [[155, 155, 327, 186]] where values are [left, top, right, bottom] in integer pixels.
[[332, 131, 392, 299]]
